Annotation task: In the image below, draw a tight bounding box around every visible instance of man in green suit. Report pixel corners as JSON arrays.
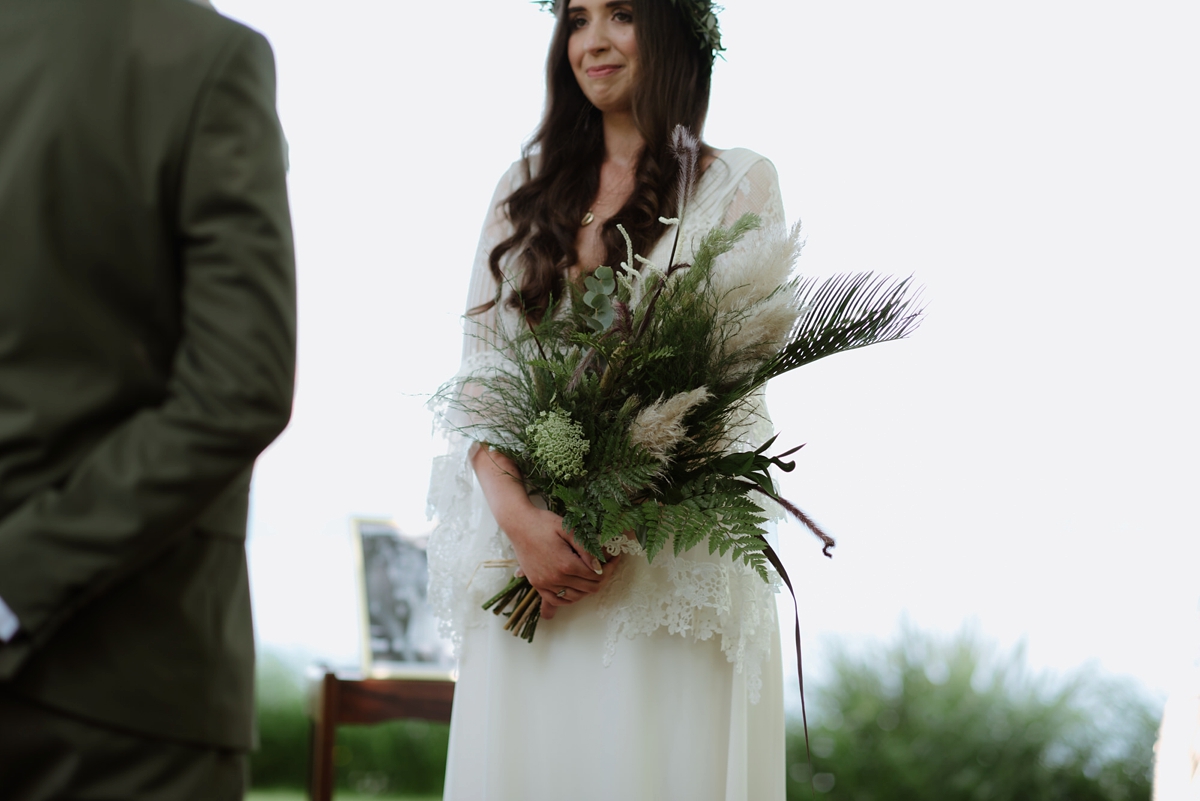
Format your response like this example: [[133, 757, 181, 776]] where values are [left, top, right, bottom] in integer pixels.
[[0, 0, 296, 797]]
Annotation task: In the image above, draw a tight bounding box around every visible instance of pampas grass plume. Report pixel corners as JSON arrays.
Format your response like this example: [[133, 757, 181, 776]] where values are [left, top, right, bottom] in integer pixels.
[[721, 292, 802, 379], [629, 387, 712, 464], [711, 220, 804, 311], [710, 220, 806, 380]]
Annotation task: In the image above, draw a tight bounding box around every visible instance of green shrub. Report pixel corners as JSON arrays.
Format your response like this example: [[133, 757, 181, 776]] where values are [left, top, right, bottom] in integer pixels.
[[250, 654, 311, 788], [330, 719, 449, 796], [249, 654, 449, 796], [785, 628, 1158, 801]]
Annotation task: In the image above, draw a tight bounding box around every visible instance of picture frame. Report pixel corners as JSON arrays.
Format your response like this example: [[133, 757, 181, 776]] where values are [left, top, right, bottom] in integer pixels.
[[351, 517, 456, 679]]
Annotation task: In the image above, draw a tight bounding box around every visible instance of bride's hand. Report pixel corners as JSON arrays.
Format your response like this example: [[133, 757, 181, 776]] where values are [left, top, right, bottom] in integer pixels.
[[471, 443, 618, 620], [506, 508, 619, 620]]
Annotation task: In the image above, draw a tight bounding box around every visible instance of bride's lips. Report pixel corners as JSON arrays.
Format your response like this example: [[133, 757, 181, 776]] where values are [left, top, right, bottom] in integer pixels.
[[586, 64, 622, 78]]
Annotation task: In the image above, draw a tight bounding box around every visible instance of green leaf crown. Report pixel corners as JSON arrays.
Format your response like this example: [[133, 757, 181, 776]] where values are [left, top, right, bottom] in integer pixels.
[[533, 0, 725, 61]]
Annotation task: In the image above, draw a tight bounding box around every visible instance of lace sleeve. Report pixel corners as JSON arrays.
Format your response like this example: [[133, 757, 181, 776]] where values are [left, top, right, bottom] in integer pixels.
[[717, 156, 789, 456], [460, 163, 523, 366], [429, 162, 527, 437], [426, 163, 527, 653], [722, 156, 786, 233]]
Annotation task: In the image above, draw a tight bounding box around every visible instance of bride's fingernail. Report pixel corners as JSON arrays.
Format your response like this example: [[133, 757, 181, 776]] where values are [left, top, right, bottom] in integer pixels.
[[593, 562, 604, 575]]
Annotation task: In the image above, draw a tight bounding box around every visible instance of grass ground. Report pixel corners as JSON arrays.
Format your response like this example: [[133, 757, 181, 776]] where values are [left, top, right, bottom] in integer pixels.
[[247, 791, 440, 801]]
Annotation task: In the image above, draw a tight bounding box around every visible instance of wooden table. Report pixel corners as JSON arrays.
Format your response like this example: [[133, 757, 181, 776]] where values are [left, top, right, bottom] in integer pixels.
[[307, 672, 455, 801]]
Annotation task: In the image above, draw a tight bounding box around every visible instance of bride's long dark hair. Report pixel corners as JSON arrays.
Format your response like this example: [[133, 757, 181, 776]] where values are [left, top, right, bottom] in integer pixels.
[[483, 0, 714, 322]]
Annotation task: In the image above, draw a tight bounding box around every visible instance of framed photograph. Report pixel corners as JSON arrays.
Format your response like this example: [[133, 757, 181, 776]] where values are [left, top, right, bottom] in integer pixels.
[[351, 518, 455, 679]]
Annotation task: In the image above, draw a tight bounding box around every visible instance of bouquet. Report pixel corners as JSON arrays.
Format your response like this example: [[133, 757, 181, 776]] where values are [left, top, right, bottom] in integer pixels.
[[438, 128, 923, 644]]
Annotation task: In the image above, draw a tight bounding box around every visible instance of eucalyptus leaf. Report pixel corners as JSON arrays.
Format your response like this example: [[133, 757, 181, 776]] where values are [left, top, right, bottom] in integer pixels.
[[585, 304, 614, 332], [584, 266, 616, 297]]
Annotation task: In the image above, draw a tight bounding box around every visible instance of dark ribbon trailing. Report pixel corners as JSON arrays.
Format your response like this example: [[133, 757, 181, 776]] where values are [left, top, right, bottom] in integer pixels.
[[714, 435, 837, 771], [760, 536, 814, 767]]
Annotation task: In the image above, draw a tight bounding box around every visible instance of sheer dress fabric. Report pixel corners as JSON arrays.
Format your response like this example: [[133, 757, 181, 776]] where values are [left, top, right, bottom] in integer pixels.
[[427, 148, 788, 801], [1152, 667, 1200, 800]]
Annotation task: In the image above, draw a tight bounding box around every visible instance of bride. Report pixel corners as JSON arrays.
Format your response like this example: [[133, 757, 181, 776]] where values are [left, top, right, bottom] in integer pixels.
[[427, 1, 788, 797]]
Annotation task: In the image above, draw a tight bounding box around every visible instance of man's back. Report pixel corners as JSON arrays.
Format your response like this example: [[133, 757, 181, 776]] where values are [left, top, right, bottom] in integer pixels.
[[0, 0, 295, 756], [2, 0, 259, 528]]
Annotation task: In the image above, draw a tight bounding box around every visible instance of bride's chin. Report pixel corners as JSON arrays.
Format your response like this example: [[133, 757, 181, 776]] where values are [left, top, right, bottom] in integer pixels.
[[593, 101, 633, 117], [582, 89, 631, 115]]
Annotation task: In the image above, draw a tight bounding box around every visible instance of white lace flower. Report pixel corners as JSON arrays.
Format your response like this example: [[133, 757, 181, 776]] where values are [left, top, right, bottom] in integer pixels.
[[526, 409, 589, 481]]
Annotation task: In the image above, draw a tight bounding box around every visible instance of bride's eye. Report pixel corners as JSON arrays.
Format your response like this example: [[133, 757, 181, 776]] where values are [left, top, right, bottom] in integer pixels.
[[613, 10, 633, 23], [568, 14, 587, 30]]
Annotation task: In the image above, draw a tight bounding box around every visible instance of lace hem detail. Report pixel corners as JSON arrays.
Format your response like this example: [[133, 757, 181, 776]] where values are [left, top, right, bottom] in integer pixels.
[[598, 537, 781, 704]]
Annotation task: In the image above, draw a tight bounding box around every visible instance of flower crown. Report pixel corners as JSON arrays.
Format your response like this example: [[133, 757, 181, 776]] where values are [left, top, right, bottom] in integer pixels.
[[533, 0, 725, 60]]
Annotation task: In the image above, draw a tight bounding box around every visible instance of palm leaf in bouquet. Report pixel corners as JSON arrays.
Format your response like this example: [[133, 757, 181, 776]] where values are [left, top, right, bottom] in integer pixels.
[[757, 272, 923, 382]]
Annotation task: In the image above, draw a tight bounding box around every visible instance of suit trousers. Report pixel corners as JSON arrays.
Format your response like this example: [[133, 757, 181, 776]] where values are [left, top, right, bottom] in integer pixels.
[[0, 688, 245, 801]]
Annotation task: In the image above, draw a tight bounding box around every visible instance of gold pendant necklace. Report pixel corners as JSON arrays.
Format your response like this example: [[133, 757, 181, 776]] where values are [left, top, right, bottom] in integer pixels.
[[581, 210, 595, 226]]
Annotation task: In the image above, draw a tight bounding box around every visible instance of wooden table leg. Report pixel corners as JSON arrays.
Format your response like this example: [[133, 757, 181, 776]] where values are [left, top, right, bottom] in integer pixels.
[[309, 672, 339, 801]]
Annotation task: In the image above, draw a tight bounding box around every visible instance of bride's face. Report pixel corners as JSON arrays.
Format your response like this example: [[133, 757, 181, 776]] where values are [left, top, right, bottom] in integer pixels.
[[566, 0, 639, 114]]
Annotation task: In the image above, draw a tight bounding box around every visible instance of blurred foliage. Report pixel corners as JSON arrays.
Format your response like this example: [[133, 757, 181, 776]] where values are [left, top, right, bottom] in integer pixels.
[[247, 793, 439, 801], [786, 627, 1159, 801], [251, 627, 1160, 800], [250, 654, 449, 796]]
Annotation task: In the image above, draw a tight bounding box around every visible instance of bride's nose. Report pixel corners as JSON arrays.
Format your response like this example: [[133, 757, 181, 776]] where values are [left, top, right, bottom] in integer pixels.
[[580, 23, 612, 54]]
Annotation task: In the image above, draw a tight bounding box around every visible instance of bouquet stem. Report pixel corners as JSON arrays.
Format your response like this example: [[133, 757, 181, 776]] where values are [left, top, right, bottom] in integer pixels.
[[503, 584, 539, 631], [482, 575, 542, 642]]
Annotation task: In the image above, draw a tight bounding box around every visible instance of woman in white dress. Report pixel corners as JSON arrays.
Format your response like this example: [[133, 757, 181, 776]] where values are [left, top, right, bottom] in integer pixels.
[[427, 1, 788, 798]]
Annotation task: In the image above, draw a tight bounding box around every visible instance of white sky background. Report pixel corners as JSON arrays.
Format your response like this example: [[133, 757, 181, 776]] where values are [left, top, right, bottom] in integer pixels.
[[216, 0, 1199, 702]]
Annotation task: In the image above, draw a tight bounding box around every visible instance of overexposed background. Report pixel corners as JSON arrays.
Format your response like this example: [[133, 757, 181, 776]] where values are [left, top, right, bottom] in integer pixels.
[[215, 0, 1199, 703]]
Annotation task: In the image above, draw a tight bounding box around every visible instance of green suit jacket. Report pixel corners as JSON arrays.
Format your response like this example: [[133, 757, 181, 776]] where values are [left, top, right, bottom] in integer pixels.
[[0, 0, 295, 751]]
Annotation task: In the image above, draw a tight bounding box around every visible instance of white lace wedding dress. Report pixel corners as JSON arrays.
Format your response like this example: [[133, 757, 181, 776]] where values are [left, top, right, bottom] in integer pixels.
[[427, 148, 788, 801]]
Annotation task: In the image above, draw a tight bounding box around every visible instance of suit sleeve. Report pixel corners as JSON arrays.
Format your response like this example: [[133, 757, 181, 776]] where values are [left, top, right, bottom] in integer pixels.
[[0, 28, 296, 655]]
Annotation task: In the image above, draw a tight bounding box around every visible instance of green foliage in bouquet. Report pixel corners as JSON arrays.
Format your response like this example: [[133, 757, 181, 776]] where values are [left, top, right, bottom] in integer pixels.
[[448, 213, 920, 586], [439, 126, 923, 644]]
